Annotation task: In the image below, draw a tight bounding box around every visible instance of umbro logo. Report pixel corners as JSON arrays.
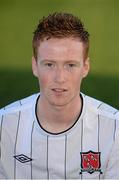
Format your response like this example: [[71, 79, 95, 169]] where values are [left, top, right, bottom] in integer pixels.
[[14, 154, 32, 163]]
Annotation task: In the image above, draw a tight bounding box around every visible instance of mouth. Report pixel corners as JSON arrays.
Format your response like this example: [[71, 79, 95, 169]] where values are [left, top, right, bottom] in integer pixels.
[[52, 88, 67, 93]]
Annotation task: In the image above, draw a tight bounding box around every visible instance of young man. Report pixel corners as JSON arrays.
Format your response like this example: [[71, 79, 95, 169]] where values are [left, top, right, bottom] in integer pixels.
[[0, 12, 119, 179]]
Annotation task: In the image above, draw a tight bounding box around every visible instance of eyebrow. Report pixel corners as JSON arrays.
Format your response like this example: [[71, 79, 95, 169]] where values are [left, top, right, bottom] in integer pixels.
[[40, 59, 81, 64], [40, 59, 55, 63]]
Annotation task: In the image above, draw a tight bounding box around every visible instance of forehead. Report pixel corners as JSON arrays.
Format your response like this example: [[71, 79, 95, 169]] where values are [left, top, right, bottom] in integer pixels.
[[37, 38, 84, 60]]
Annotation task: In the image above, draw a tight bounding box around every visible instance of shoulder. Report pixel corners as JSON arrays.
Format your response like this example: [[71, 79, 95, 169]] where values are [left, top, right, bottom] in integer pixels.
[[82, 93, 119, 121], [0, 93, 39, 117]]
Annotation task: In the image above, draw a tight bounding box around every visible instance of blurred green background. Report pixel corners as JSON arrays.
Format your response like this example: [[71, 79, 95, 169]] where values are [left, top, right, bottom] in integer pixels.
[[0, 0, 119, 108]]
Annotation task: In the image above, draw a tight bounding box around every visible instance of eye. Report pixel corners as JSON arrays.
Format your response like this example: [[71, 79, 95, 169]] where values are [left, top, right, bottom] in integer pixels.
[[45, 63, 54, 67], [68, 63, 76, 67]]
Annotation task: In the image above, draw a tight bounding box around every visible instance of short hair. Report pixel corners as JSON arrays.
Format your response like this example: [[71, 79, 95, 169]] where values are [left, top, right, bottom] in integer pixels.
[[32, 12, 89, 59]]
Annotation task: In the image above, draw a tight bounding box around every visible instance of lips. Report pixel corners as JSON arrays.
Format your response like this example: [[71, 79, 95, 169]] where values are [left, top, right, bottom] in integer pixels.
[[52, 88, 67, 92]]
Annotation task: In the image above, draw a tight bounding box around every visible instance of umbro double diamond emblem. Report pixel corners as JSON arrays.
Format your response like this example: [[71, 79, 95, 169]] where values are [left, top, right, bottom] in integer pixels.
[[14, 154, 32, 163]]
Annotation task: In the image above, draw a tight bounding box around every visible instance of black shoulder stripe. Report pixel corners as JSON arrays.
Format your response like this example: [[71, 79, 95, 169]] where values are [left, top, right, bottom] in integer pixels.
[[81, 118, 84, 152], [64, 134, 67, 180], [113, 119, 116, 141], [97, 103, 104, 109], [80, 118, 84, 180], [19, 100, 22, 106], [30, 120, 35, 179], [14, 111, 21, 179], [47, 135, 49, 180], [113, 110, 118, 115], [98, 114, 100, 152]]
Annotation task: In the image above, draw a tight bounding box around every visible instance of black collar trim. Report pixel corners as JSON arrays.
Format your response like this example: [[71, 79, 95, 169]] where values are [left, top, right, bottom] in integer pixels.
[[35, 94, 83, 135]]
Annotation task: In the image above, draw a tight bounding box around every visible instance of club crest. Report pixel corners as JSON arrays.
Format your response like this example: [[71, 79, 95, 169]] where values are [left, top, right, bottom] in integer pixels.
[[80, 150, 102, 174]]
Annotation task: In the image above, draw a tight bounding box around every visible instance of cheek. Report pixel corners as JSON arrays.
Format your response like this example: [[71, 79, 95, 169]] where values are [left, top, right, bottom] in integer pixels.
[[75, 69, 84, 80], [37, 71, 51, 87], [71, 73, 83, 87]]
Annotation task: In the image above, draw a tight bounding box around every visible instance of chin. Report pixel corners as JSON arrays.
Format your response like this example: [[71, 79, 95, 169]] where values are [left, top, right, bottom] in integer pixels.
[[49, 98, 73, 108]]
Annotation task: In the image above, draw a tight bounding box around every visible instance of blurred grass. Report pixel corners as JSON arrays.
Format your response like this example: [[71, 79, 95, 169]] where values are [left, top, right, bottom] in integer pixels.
[[0, 0, 119, 108]]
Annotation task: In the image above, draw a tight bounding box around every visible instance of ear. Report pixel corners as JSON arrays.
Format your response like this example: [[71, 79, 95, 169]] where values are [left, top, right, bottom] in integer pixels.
[[32, 56, 38, 77], [82, 57, 90, 78]]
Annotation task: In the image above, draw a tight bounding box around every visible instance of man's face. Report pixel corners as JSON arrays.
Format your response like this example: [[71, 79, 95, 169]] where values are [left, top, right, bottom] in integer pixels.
[[32, 38, 89, 108]]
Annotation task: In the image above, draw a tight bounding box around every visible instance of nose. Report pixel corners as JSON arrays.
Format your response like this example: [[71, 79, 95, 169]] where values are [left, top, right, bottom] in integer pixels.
[[54, 67, 67, 84]]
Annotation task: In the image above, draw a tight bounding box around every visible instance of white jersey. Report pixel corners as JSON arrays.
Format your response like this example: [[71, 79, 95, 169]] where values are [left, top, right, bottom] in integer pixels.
[[0, 93, 119, 179]]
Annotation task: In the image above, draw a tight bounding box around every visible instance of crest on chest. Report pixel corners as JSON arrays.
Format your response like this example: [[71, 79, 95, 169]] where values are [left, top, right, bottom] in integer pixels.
[[80, 150, 102, 174]]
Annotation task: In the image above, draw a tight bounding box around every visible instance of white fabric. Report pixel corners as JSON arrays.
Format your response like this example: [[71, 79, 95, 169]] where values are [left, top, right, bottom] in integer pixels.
[[0, 93, 119, 179]]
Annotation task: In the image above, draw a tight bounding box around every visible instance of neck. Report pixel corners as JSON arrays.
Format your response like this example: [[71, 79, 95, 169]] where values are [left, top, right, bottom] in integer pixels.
[[36, 94, 82, 133]]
